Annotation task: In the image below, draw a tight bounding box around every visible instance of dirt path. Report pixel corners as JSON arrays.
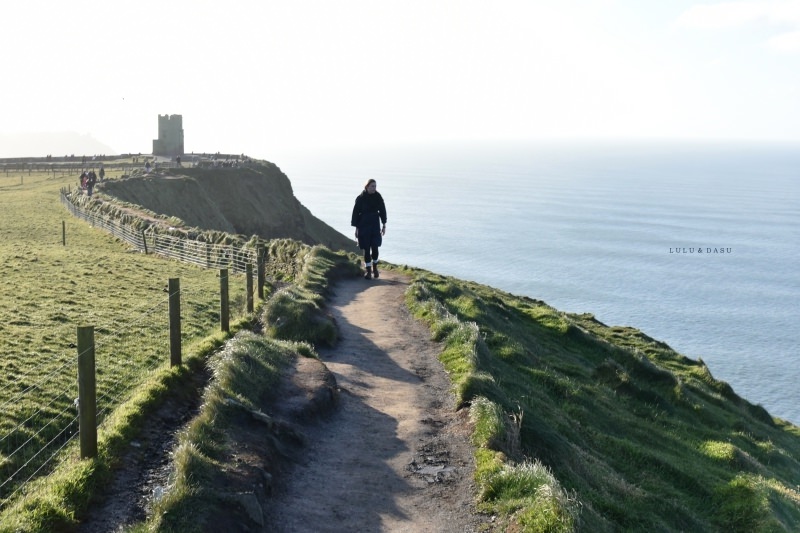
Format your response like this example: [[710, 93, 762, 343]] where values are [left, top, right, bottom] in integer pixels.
[[263, 270, 491, 532]]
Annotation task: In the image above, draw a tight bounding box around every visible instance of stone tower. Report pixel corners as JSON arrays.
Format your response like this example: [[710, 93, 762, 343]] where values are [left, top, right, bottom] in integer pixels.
[[152, 114, 184, 157]]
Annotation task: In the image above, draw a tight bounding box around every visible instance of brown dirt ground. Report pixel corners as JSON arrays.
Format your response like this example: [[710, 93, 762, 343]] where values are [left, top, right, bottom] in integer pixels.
[[78, 269, 497, 532], [260, 270, 494, 532]]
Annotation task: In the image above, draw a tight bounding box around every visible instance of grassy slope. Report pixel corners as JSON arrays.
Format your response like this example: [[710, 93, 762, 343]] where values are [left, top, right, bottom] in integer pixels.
[[135, 245, 355, 533], [97, 164, 357, 252], [0, 165, 357, 532], [4, 163, 800, 532], [0, 169, 238, 438], [405, 270, 800, 532], [0, 168, 253, 530]]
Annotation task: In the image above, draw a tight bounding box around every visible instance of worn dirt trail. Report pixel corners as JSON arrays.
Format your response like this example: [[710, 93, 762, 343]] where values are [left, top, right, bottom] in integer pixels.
[[263, 270, 491, 532]]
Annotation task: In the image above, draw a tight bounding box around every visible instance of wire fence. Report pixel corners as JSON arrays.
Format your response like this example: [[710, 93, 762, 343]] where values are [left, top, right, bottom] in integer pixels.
[[0, 359, 77, 505], [0, 294, 176, 505], [0, 190, 271, 508], [59, 188, 259, 274], [4, 160, 150, 179]]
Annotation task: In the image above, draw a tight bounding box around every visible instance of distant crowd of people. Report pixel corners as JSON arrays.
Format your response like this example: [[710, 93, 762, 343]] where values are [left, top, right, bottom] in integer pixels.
[[45, 154, 108, 162], [79, 165, 105, 196], [72, 153, 255, 193], [210, 158, 243, 168]]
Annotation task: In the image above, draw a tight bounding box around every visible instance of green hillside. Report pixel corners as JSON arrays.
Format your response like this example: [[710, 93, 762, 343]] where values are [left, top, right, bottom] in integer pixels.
[[97, 163, 357, 252], [2, 160, 799, 532], [65, 161, 800, 531], [404, 270, 800, 531]]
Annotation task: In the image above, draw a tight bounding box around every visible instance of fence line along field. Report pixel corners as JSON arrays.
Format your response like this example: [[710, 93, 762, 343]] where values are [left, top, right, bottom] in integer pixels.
[[0, 167, 249, 504]]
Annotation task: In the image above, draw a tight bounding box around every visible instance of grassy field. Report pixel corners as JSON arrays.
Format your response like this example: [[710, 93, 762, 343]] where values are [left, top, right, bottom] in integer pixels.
[[121, 244, 800, 532], [0, 168, 251, 506], [404, 270, 800, 531], [4, 163, 800, 532], [130, 245, 352, 533]]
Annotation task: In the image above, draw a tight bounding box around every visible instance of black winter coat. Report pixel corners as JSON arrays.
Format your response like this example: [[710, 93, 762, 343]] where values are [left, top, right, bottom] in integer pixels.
[[351, 191, 387, 249], [351, 191, 387, 229]]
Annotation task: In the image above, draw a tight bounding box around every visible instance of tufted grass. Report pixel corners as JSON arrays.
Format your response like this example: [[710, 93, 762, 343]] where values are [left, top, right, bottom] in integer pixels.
[[404, 267, 800, 532], [0, 169, 253, 530]]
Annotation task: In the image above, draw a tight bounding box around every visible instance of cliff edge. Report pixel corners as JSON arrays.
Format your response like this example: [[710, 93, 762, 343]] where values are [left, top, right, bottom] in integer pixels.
[[97, 162, 357, 252]]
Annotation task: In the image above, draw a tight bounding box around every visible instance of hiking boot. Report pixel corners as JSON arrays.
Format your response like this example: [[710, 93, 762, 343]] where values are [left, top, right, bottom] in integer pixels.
[[363, 266, 372, 279], [372, 263, 379, 278]]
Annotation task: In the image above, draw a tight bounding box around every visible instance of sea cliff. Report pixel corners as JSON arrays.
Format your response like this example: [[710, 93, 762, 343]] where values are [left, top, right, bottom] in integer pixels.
[[97, 163, 357, 252]]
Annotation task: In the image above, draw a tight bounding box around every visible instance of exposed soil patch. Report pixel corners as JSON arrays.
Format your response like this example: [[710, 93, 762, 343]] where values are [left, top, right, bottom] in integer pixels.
[[260, 270, 494, 532], [76, 371, 209, 533], [78, 270, 495, 532]]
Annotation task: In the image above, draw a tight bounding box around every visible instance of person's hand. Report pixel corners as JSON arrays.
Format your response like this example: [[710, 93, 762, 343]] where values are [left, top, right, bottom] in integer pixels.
[[381, 224, 386, 236], [354, 228, 359, 240]]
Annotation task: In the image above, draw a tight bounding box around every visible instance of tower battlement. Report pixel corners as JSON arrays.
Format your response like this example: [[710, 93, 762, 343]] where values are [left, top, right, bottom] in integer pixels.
[[152, 114, 184, 157]]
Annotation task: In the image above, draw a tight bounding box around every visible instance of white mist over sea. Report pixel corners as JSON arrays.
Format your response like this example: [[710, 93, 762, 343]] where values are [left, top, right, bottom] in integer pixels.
[[277, 141, 800, 424]]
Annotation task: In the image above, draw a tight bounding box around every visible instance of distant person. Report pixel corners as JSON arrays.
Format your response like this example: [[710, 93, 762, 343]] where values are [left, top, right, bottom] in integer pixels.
[[87, 170, 97, 197], [351, 178, 387, 279], [80, 170, 88, 190], [99, 165, 105, 181], [145, 160, 151, 174]]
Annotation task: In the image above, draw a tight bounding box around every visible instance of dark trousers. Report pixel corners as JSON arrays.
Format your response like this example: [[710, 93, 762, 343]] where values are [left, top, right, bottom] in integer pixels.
[[363, 246, 379, 266]]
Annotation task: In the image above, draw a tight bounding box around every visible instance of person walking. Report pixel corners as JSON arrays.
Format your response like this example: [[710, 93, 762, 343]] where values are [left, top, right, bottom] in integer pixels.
[[86, 170, 97, 197], [351, 178, 387, 279]]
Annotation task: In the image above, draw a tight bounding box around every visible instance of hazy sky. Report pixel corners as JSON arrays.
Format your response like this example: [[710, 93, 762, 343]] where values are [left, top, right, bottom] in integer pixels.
[[2, 0, 799, 158]]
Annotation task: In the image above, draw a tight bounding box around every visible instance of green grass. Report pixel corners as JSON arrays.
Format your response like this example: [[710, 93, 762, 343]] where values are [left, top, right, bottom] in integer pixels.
[[6, 167, 800, 532], [132, 242, 356, 532], [0, 170, 258, 529], [261, 245, 359, 346], [0, 164, 357, 531], [141, 332, 301, 533], [403, 268, 800, 532]]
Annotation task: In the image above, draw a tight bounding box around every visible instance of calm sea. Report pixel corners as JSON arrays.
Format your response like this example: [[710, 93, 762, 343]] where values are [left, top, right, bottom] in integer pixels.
[[277, 141, 800, 424]]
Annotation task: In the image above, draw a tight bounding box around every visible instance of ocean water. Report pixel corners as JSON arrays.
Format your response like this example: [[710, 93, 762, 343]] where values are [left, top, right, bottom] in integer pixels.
[[277, 141, 800, 424]]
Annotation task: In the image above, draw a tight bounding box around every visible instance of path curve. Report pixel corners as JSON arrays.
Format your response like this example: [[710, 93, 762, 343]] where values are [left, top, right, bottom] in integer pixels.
[[263, 270, 490, 532]]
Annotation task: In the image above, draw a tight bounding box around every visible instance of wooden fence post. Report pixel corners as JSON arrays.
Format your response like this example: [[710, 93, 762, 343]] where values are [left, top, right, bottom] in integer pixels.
[[141, 230, 148, 254], [257, 245, 265, 300], [62, 220, 66, 246], [77, 326, 97, 459], [169, 278, 181, 366], [246, 263, 254, 313], [220, 268, 230, 332]]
